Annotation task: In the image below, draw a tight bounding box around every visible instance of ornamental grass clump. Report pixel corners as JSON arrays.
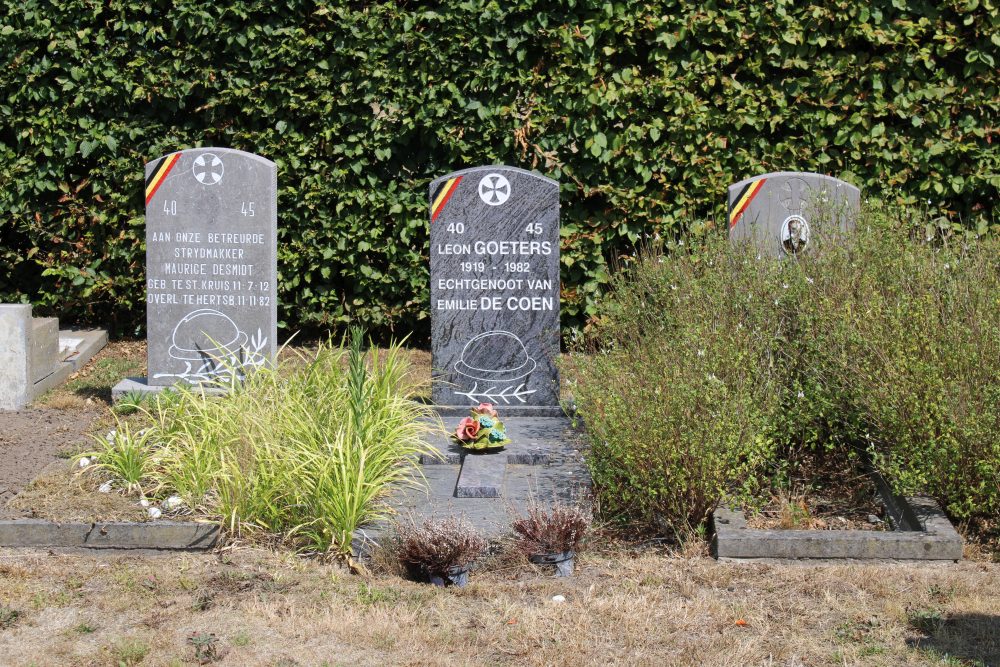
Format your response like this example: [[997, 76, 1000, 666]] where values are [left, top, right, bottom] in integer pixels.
[[79, 423, 159, 495], [106, 330, 438, 556]]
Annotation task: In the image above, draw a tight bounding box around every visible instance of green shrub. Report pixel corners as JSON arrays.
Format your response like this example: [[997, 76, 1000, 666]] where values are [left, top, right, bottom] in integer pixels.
[[805, 210, 1000, 520], [1, 1, 997, 337], [100, 332, 438, 555], [573, 203, 1000, 533], [572, 236, 786, 536]]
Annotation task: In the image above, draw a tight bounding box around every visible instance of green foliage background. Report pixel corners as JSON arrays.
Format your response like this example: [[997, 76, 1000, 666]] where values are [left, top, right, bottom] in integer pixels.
[[1, 0, 997, 337]]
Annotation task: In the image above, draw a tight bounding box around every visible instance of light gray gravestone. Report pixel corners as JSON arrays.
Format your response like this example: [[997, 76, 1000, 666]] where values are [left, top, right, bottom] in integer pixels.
[[429, 166, 560, 410], [728, 171, 860, 258], [144, 148, 277, 386]]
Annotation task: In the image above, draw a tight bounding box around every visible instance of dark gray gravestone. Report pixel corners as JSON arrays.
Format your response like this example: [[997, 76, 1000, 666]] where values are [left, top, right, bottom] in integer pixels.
[[728, 171, 860, 258], [429, 166, 560, 411], [144, 148, 277, 386]]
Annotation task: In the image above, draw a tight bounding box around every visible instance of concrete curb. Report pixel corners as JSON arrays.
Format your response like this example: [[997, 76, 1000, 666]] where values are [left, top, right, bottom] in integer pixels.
[[712, 491, 963, 561], [33, 328, 109, 397], [0, 519, 220, 552]]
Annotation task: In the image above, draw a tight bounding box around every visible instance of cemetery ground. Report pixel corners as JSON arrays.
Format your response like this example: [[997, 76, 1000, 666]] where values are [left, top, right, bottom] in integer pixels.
[[0, 342, 997, 666]]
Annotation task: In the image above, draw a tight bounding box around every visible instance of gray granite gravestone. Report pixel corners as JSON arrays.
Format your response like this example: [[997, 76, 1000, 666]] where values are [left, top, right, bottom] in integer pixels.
[[144, 148, 277, 386], [429, 166, 560, 413], [728, 172, 860, 258]]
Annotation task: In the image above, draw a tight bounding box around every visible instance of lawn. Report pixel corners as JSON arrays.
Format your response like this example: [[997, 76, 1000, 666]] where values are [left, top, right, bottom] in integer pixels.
[[0, 546, 997, 666]]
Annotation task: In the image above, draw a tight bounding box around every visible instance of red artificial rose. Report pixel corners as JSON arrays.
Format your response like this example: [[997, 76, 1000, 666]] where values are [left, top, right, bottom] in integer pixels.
[[455, 417, 480, 441]]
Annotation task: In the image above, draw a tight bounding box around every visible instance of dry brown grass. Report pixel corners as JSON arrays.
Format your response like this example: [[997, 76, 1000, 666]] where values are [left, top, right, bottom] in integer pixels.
[[7, 462, 146, 523], [0, 545, 996, 667]]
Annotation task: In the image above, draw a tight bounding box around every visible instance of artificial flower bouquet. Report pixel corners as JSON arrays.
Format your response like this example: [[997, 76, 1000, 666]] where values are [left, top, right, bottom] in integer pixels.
[[451, 403, 511, 451]]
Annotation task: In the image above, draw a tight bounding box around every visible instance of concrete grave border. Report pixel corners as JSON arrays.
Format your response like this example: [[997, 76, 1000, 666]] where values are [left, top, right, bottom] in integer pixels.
[[712, 472, 963, 561], [0, 304, 108, 410], [0, 519, 220, 552]]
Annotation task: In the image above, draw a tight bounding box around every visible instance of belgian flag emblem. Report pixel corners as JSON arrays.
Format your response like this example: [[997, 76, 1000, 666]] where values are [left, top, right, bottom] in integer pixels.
[[145, 153, 181, 206], [430, 176, 463, 222], [729, 178, 767, 229]]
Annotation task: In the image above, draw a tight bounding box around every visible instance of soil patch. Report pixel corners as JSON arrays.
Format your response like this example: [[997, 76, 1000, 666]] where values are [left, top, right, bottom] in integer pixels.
[[745, 485, 887, 531], [0, 406, 101, 519], [747, 453, 888, 531]]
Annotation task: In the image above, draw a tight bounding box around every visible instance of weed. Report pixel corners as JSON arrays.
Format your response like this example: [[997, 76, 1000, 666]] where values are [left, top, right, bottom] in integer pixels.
[[908, 607, 945, 634], [573, 204, 1000, 534], [63, 355, 145, 402], [355, 582, 400, 606], [0, 606, 21, 629], [231, 630, 252, 647], [80, 421, 158, 495], [74, 622, 98, 634], [111, 637, 150, 666], [114, 390, 149, 416], [778, 495, 812, 530], [187, 631, 220, 663], [193, 591, 214, 611]]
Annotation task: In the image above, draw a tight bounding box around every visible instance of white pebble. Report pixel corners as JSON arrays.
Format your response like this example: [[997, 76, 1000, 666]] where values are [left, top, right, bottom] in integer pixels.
[[105, 429, 117, 442], [552, 595, 566, 603], [139, 498, 150, 507], [78, 457, 91, 468], [162, 495, 184, 511], [98, 481, 113, 493], [147, 507, 162, 519]]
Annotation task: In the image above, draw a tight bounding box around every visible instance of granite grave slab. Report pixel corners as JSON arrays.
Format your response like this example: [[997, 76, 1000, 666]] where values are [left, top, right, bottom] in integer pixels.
[[354, 415, 590, 552], [728, 171, 860, 258], [429, 166, 561, 413], [143, 147, 277, 387]]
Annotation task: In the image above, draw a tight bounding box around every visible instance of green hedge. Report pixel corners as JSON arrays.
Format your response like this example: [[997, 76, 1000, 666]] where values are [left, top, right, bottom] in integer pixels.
[[1, 0, 997, 337]]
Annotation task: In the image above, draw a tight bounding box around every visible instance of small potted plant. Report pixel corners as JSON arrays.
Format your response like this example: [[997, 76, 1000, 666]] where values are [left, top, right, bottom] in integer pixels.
[[451, 403, 511, 452], [397, 517, 486, 587], [511, 504, 590, 577]]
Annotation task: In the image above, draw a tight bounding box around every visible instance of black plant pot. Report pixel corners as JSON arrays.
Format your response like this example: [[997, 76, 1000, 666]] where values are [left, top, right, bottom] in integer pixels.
[[427, 564, 470, 588], [529, 550, 576, 577]]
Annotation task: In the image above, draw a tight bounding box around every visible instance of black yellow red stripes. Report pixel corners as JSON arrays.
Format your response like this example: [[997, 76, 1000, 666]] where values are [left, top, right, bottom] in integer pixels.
[[729, 178, 767, 228], [145, 153, 181, 206], [430, 176, 463, 221]]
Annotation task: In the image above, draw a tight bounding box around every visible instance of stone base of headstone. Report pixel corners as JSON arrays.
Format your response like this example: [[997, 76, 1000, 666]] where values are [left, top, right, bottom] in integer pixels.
[[432, 404, 567, 418], [0, 304, 108, 410], [111, 377, 229, 403]]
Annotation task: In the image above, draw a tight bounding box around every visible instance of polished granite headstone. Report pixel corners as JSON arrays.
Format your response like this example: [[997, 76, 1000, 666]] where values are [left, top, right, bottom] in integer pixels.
[[728, 172, 860, 258], [144, 148, 277, 386], [429, 166, 560, 410]]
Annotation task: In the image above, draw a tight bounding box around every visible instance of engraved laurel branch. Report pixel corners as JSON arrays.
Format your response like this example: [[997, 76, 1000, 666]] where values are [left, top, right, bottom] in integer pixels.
[[453, 383, 537, 405]]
